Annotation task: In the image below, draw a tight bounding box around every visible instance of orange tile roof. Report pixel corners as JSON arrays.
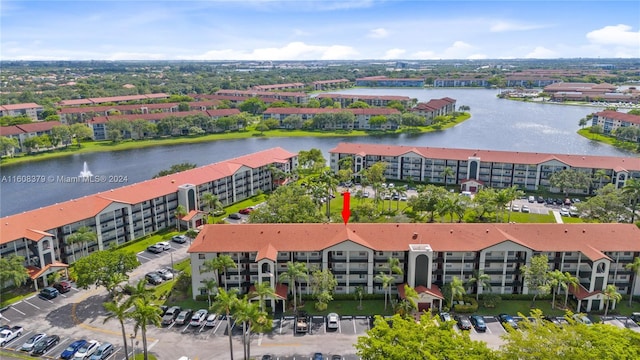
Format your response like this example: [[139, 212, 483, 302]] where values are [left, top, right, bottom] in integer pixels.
[[399, 284, 444, 300], [1, 103, 42, 110], [188, 223, 640, 261], [569, 283, 601, 300], [27, 262, 69, 280], [329, 143, 640, 172], [1, 147, 296, 245]]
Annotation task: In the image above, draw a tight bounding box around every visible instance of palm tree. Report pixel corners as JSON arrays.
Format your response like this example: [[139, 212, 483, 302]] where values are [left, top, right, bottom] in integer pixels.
[[251, 281, 275, 312], [66, 226, 97, 261], [278, 261, 308, 312], [202, 192, 223, 215], [547, 270, 565, 309], [625, 257, 640, 306], [203, 255, 237, 291], [127, 279, 155, 303], [395, 285, 418, 319], [102, 298, 131, 360], [375, 272, 394, 311], [203, 278, 217, 308], [593, 169, 610, 190], [386, 257, 403, 277], [129, 296, 162, 360], [441, 166, 455, 188], [174, 205, 187, 231], [622, 179, 640, 223], [603, 284, 622, 317], [466, 271, 492, 301], [315, 170, 339, 219], [211, 288, 239, 360], [354, 285, 364, 310], [493, 188, 512, 223], [395, 185, 407, 211], [234, 298, 271, 360], [562, 272, 580, 309], [449, 276, 465, 310]]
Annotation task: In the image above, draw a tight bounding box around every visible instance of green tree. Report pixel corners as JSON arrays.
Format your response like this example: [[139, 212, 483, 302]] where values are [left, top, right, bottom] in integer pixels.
[[250, 184, 323, 223], [547, 269, 565, 309], [153, 162, 197, 178], [375, 272, 394, 311], [203, 278, 217, 308], [354, 285, 365, 310], [0, 136, 19, 157], [129, 294, 162, 360], [593, 169, 610, 190], [234, 297, 272, 360], [282, 114, 303, 129], [174, 205, 187, 231], [603, 284, 622, 317], [356, 313, 497, 360], [408, 185, 449, 222], [251, 281, 275, 312], [310, 269, 338, 311], [201, 192, 223, 215], [449, 276, 466, 309], [102, 298, 132, 360], [297, 148, 326, 176], [625, 257, 640, 307], [202, 254, 237, 292], [521, 255, 550, 307], [255, 121, 269, 135], [66, 226, 97, 260], [70, 123, 93, 146], [622, 178, 640, 223], [467, 270, 492, 301], [347, 100, 370, 108], [50, 125, 72, 147], [279, 261, 308, 312], [211, 288, 239, 360], [549, 169, 592, 197], [395, 284, 418, 319], [562, 272, 580, 309], [441, 167, 455, 187], [576, 184, 629, 223], [71, 250, 140, 295], [368, 115, 388, 129], [238, 97, 266, 115], [0, 255, 29, 290]]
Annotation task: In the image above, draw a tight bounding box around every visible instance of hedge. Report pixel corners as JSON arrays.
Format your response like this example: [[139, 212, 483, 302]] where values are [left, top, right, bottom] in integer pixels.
[[453, 297, 478, 313]]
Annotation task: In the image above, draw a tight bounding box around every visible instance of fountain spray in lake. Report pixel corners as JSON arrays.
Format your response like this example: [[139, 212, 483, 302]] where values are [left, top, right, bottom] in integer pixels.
[[79, 161, 93, 177]]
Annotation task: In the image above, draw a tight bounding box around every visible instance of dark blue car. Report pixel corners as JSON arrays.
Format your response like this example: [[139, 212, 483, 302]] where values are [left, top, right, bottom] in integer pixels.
[[60, 339, 87, 359]]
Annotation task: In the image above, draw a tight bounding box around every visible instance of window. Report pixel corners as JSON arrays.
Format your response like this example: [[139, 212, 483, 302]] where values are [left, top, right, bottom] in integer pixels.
[[508, 251, 515, 256], [445, 264, 453, 268], [465, 263, 472, 268], [336, 251, 343, 256], [446, 252, 453, 256], [359, 252, 366, 256], [198, 254, 205, 259], [485, 252, 492, 257]]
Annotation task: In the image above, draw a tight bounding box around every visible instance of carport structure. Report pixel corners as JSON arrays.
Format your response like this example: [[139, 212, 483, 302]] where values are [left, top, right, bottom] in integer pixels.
[[26, 261, 69, 290], [398, 283, 444, 312]]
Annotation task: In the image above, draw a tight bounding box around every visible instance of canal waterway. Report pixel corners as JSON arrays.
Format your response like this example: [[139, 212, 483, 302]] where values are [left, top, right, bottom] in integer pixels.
[[1, 88, 636, 217]]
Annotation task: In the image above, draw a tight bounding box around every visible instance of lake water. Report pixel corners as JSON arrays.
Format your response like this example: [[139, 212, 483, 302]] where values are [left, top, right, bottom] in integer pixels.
[[1, 88, 635, 217]]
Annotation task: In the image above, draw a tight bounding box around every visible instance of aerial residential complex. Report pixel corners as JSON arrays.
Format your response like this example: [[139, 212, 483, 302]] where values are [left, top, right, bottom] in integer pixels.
[[0, 103, 44, 121], [591, 110, 640, 140], [329, 143, 640, 193], [0, 148, 297, 289], [188, 222, 640, 313]]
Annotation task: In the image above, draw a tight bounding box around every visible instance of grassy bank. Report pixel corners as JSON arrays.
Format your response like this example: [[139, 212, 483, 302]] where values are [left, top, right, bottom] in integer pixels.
[[577, 128, 639, 154], [0, 114, 471, 167]]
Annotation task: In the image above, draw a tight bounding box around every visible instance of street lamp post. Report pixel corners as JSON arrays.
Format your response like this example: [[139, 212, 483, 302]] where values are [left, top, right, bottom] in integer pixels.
[[130, 334, 135, 359]]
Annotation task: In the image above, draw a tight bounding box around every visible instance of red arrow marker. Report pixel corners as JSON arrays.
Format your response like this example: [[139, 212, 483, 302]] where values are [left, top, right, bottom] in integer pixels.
[[341, 191, 351, 225]]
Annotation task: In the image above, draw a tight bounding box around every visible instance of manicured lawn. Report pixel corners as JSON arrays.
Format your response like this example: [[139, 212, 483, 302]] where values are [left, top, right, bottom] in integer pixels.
[[475, 299, 568, 317], [500, 212, 557, 223], [561, 216, 585, 223], [0, 288, 37, 308]]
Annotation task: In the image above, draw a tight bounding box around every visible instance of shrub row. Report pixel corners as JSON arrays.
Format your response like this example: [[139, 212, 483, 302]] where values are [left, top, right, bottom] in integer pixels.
[[453, 297, 479, 313]]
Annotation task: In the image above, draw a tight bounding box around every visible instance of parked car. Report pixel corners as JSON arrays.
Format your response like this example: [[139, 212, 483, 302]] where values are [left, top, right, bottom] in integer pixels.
[[537, 196, 545, 203], [60, 339, 87, 359], [261, 356, 273, 360], [145, 272, 163, 285], [39, 287, 59, 300], [90, 342, 114, 360], [31, 335, 60, 356], [313, 353, 324, 360], [156, 241, 171, 251], [572, 314, 593, 325], [327, 312, 339, 330], [470, 315, 487, 332], [630, 312, 640, 325], [498, 314, 518, 330], [21, 333, 46, 352], [190, 309, 208, 327], [162, 306, 181, 326], [559, 208, 570, 216], [440, 312, 453, 322], [160, 305, 168, 316], [147, 244, 164, 253], [176, 309, 194, 325], [205, 313, 218, 327], [172, 235, 187, 244], [546, 197, 554, 205], [331, 356, 343, 360], [543, 316, 562, 327], [239, 207, 254, 215], [569, 206, 580, 217], [521, 205, 530, 213], [53, 280, 72, 294], [156, 268, 174, 280], [228, 213, 241, 220], [454, 315, 472, 330], [511, 204, 520, 212], [528, 196, 535, 203], [74, 340, 99, 359]]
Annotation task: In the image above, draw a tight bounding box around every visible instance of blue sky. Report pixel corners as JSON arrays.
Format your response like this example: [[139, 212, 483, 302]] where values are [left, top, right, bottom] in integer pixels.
[[1, 0, 639, 60]]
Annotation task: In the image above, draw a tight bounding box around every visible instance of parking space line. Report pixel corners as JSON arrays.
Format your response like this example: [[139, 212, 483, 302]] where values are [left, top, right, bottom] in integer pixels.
[[213, 320, 224, 335], [352, 319, 356, 334], [9, 306, 25, 316], [22, 299, 41, 309], [136, 253, 155, 261]]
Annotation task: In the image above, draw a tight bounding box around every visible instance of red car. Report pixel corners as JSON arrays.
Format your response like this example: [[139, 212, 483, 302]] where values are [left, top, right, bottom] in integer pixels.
[[239, 207, 254, 215]]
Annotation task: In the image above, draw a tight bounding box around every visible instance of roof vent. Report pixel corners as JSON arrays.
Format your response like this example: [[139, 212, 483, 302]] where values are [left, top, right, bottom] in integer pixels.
[[412, 233, 418, 240], [582, 229, 586, 233], [450, 229, 453, 234], [564, 229, 568, 233], [396, 224, 399, 227]]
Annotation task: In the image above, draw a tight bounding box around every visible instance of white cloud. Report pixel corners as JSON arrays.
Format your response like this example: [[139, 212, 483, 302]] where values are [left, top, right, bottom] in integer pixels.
[[586, 24, 640, 47], [525, 46, 557, 59], [382, 48, 406, 59], [368, 28, 389, 38], [191, 41, 358, 60], [490, 21, 548, 32], [106, 52, 167, 61], [409, 41, 482, 60]]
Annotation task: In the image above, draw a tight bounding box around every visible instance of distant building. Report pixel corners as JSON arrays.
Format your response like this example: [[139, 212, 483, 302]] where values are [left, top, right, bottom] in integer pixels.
[[315, 93, 412, 108], [410, 98, 457, 121], [214, 90, 308, 104], [262, 107, 401, 130], [433, 78, 489, 87], [591, 110, 640, 140], [57, 93, 169, 107], [310, 79, 351, 91], [0, 103, 44, 121], [58, 101, 221, 124], [0, 121, 63, 154], [329, 142, 640, 193], [251, 83, 305, 92], [355, 76, 425, 87]]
